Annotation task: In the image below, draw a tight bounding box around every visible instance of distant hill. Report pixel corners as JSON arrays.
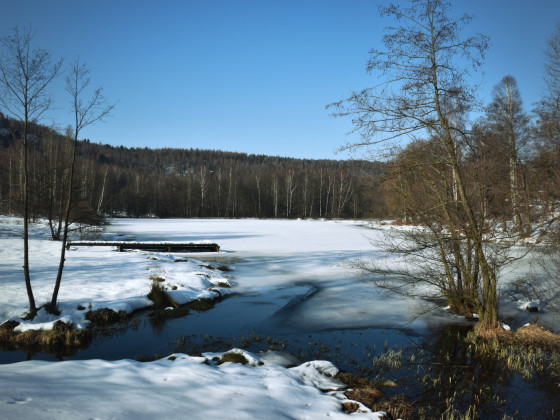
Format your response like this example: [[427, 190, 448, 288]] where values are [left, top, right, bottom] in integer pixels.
[[0, 114, 388, 220]]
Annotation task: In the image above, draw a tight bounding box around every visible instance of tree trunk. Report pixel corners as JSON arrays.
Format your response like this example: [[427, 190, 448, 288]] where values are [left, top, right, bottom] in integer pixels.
[[49, 130, 78, 312], [22, 121, 37, 314]]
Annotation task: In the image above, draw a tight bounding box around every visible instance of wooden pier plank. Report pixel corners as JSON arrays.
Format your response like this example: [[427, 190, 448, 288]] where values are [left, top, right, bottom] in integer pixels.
[[67, 241, 220, 252]]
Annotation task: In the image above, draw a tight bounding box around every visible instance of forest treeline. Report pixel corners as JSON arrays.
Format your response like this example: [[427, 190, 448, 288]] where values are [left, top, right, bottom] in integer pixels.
[[1, 70, 559, 231], [2, 83, 559, 231], [0, 113, 388, 224]]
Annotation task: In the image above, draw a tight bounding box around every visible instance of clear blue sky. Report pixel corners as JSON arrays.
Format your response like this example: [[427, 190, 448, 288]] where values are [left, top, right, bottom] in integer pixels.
[[1, 0, 559, 160]]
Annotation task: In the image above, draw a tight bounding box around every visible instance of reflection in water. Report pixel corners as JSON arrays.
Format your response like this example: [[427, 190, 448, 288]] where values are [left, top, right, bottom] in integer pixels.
[[1, 299, 559, 418], [404, 325, 560, 418]]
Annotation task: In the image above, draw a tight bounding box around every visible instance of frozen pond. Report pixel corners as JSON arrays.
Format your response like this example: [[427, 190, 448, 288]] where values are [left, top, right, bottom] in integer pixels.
[[0, 218, 469, 364], [1, 218, 551, 365], [106, 218, 469, 331]]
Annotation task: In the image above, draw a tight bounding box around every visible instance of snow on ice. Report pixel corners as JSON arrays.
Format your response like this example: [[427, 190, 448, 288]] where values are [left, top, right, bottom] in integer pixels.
[[0, 217, 392, 419]]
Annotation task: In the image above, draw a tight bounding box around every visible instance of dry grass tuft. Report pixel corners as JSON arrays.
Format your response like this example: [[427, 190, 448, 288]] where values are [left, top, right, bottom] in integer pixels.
[[345, 388, 385, 406], [150, 306, 190, 321], [336, 371, 379, 389], [466, 322, 560, 382], [200, 263, 233, 272], [473, 323, 514, 341], [186, 298, 215, 311], [0, 320, 19, 344], [1, 319, 90, 352], [85, 308, 129, 326], [219, 352, 249, 364], [10, 321, 91, 349], [473, 321, 560, 351], [136, 353, 164, 362], [341, 401, 360, 413], [148, 281, 179, 309], [373, 395, 416, 420], [337, 370, 415, 419], [516, 323, 560, 351]]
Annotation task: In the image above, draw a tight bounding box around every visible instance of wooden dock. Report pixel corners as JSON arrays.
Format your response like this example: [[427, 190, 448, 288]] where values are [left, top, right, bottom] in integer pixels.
[[66, 241, 220, 253]]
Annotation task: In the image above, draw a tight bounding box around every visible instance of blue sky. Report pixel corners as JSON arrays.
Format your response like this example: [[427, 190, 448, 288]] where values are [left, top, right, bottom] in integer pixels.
[[1, 0, 559, 160]]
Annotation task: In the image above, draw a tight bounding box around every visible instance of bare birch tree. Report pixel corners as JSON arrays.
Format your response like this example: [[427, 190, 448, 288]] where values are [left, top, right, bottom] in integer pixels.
[[0, 27, 61, 315], [198, 164, 210, 217], [486, 75, 530, 232], [285, 168, 296, 218], [328, 0, 509, 328], [272, 174, 279, 218], [48, 58, 115, 313], [336, 170, 352, 218]]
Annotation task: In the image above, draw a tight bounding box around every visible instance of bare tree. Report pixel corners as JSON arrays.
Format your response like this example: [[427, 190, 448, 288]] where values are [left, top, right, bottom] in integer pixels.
[[328, 0, 511, 328], [526, 23, 560, 317], [336, 169, 352, 218], [224, 164, 237, 218], [184, 172, 193, 217], [301, 172, 309, 219], [96, 165, 109, 215], [272, 174, 279, 218], [318, 168, 323, 218], [198, 164, 210, 217], [542, 22, 560, 136], [0, 27, 62, 315], [324, 171, 333, 218], [255, 174, 261, 218], [486, 75, 531, 232], [48, 58, 115, 313], [535, 23, 560, 210], [41, 131, 72, 240], [216, 167, 223, 217], [285, 168, 296, 218]]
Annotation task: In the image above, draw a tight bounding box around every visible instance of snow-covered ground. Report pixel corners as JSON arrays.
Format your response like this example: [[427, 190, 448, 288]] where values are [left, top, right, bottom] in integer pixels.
[[0, 217, 233, 330], [0, 216, 555, 418], [0, 217, 392, 419], [0, 348, 385, 419]]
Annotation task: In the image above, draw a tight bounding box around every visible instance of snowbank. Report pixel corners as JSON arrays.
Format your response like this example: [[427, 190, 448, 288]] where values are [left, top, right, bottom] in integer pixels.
[[0, 349, 386, 419], [0, 217, 232, 331]]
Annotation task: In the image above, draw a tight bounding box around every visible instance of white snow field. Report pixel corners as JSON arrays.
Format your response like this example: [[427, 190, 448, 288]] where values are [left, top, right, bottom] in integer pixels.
[[0, 349, 386, 420]]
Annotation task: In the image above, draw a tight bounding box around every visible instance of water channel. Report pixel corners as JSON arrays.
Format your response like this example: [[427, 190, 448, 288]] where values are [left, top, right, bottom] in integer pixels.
[[0, 252, 419, 365]]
